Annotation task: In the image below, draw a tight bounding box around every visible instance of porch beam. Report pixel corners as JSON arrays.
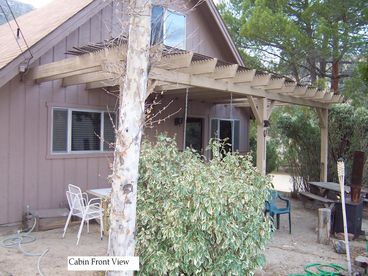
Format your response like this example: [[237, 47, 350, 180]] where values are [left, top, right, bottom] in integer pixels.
[[298, 88, 318, 98], [317, 108, 328, 181], [62, 71, 115, 87], [86, 79, 117, 90], [250, 74, 271, 87], [265, 78, 285, 90], [157, 52, 193, 69], [293, 86, 309, 96], [256, 97, 267, 175], [29, 46, 127, 82], [149, 67, 329, 108], [247, 96, 262, 125], [232, 69, 256, 83], [35, 66, 102, 83], [273, 82, 297, 94], [211, 64, 238, 79], [155, 83, 193, 91], [179, 58, 217, 74]]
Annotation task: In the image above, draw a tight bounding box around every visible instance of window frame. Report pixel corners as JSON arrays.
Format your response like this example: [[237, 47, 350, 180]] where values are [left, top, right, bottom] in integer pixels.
[[50, 107, 116, 155]]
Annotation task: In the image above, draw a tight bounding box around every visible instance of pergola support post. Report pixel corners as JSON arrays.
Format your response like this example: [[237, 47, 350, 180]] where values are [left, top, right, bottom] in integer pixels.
[[255, 97, 268, 175], [317, 108, 328, 181]]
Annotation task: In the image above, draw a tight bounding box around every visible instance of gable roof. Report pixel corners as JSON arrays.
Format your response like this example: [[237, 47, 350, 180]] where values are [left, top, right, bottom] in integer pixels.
[[0, 0, 111, 88], [0, 0, 243, 88], [204, 0, 244, 66]]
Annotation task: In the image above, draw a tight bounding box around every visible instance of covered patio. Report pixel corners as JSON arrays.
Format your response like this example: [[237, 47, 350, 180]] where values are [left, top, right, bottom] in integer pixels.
[[28, 38, 343, 178]]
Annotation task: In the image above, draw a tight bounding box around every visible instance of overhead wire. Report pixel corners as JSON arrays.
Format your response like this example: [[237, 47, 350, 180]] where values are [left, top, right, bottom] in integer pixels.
[[0, 0, 33, 70], [182, 88, 189, 151]]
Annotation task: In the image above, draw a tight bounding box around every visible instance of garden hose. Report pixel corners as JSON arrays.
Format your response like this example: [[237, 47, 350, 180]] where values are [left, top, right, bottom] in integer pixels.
[[0, 216, 49, 276], [288, 263, 346, 276]]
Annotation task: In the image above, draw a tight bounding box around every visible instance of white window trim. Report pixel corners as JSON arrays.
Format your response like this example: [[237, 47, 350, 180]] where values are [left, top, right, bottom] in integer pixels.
[[51, 107, 115, 155], [210, 118, 240, 152]]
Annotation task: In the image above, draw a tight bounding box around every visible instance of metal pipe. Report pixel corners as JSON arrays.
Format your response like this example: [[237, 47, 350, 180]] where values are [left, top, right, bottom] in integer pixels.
[[337, 159, 352, 275]]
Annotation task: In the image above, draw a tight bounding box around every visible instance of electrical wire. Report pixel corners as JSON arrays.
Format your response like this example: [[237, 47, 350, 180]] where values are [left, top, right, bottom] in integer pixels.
[[182, 88, 189, 151], [0, 1, 33, 73], [4, 0, 33, 60]]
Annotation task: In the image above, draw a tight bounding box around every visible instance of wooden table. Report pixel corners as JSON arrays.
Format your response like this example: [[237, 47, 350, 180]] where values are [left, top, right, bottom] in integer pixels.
[[86, 188, 112, 235], [309, 181, 350, 193], [309, 182, 368, 196], [86, 188, 112, 198]]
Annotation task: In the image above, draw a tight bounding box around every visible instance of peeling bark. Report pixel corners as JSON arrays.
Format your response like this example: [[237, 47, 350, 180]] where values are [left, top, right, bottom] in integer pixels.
[[108, 0, 151, 275]]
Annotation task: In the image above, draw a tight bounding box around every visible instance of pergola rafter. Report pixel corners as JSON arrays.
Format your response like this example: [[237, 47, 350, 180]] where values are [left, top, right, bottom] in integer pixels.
[[28, 43, 342, 177]]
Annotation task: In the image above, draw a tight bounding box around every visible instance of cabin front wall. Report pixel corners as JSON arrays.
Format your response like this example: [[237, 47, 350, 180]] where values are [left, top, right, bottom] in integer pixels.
[[0, 2, 246, 224], [145, 94, 249, 157]]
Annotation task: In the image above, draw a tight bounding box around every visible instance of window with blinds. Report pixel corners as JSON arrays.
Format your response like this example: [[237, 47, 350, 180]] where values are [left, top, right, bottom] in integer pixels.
[[52, 108, 116, 153]]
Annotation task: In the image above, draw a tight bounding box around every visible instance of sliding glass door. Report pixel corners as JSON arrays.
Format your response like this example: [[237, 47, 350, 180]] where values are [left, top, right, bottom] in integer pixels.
[[210, 119, 240, 152]]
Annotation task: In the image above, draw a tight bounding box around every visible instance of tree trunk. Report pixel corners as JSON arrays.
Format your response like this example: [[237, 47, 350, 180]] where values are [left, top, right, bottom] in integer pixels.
[[331, 25, 340, 93], [108, 0, 151, 274], [331, 59, 339, 93]]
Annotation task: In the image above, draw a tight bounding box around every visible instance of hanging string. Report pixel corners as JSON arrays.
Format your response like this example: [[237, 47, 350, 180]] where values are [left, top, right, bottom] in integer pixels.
[[230, 92, 233, 120], [182, 88, 189, 151]]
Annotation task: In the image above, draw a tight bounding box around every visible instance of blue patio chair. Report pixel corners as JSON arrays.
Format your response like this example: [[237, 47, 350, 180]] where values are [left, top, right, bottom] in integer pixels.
[[265, 190, 291, 234]]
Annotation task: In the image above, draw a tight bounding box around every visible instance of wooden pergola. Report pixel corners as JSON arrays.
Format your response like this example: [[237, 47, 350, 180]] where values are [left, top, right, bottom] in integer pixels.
[[29, 41, 342, 179]]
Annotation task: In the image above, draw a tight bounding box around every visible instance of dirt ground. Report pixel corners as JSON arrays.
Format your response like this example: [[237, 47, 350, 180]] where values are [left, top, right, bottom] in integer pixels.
[[1, 198, 367, 275], [256, 198, 367, 275]]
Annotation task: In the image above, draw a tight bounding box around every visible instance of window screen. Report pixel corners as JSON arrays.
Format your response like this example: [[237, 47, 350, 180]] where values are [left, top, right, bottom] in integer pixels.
[[52, 109, 68, 152], [103, 112, 116, 151], [71, 111, 101, 151]]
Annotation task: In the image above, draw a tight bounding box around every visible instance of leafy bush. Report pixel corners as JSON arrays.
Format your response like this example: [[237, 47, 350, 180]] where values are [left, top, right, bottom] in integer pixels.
[[276, 107, 321, 191], [275, 104, 368, 191], [328, 104, 368, 186], [136, 135, 272, 275]]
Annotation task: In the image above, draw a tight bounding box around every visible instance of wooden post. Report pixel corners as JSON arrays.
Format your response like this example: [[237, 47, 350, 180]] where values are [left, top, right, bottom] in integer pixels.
[[318, 208, 331, 244], [256, 98, 267, 175], [317, 108, 328, 181]]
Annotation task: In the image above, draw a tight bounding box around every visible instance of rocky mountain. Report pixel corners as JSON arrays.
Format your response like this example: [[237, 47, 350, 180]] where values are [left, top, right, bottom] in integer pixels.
[[0, 0, 33, 25]]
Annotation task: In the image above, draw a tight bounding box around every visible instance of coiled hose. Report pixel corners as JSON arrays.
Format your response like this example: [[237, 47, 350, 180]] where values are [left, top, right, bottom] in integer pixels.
[[289, 263, 346, 276], [0, 217, 49, 276]]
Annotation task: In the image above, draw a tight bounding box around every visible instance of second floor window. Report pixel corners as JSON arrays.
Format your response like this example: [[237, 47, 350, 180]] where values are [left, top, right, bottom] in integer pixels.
[[151, 6, 186, 49]]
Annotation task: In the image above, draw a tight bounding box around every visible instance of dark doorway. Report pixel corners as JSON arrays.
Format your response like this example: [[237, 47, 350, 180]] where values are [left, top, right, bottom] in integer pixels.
[[219, 120, 233, 153], [185, 118, 203, 153]]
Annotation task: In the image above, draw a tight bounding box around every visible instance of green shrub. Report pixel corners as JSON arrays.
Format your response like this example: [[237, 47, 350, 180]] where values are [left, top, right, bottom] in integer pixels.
[[136, 135, 273, 275], [328, 104, 368, 186], [275, 104, 368, 191], [276, 107, 321, 191]]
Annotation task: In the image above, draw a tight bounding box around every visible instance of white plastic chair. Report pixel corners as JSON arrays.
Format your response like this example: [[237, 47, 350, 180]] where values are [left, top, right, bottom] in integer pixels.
[[62, 184, 104, 245]]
